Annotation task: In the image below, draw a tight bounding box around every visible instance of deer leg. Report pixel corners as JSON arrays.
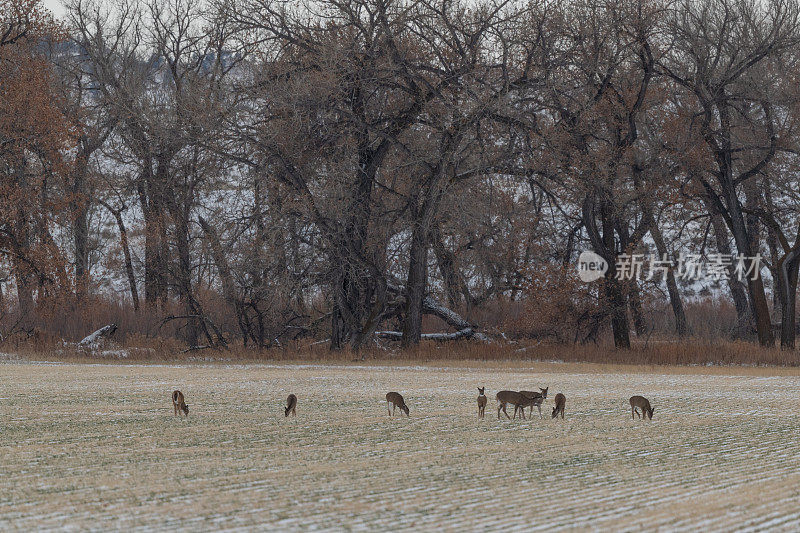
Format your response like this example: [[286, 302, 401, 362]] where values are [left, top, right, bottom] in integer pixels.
[[388, 402, 392, 416], [538, 404, 543, 419]]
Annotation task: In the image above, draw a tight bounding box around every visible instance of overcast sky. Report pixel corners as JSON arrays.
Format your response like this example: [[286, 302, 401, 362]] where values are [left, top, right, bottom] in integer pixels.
[[43, 0, 66, 19]]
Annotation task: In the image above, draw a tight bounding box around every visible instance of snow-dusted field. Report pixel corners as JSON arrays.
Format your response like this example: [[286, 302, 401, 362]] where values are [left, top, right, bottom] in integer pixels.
[[2, 361, 800, 530]]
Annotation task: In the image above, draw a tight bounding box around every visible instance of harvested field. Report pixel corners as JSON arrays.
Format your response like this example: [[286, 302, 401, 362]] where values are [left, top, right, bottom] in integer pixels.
[[2, 360, 800, 530]]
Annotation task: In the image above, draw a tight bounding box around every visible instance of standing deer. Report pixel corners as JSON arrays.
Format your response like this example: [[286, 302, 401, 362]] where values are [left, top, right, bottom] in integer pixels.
[[477, 387, 487, 419], [496, 391, 534, 420], [285, 394, 297, 417], [629, 396, 654, 420], [172, 390, 189, 417], [552, 393, 566, 419], [386, 392, 409, 417], [520, 387, 548, 418]]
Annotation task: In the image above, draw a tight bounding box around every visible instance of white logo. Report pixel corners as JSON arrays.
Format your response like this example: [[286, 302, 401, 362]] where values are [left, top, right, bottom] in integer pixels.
[[578, 250, 608, 282]]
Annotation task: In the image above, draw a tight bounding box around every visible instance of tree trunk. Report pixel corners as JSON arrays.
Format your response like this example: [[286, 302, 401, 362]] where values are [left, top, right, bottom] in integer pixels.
[[198, 215, 247, 343], [117, 216, 139, 312], [173, 206, 198, 347], [402, 222, 429, 347], [715, 104, 773, 346], [431, 225, 464, 308], [327, 140, 383, 351], [139, 175, 166, 308], [330, 306, 345, 351], [13, 192, 35, 323], [139, 155, 172, 308], [766, 223, 782, 320], [15, 269, 35, 322], [100, 201, 139, 311], [72, 159, 90, 301], [628, 280, 647, 336], [605, 277, 631, 349], [73, 204, 89, 299], [582, 193, 632, 349], [777, 248, 800, 349], [723, 185, 773, 346], [708, 206, 750, 324], [648, 222, 688, 336]]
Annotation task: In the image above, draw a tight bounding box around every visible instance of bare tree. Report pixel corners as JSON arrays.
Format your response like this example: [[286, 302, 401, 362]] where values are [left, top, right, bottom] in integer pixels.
[[660, 0, 800, 346]]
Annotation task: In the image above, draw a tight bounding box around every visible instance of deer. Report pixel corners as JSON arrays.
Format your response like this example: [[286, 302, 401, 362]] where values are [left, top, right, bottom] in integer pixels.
[[520, 387, 548, 418], [552, 393, 566, 419], [496, 390, 535, 420], [172, 390, 189, 417], [386, 392, 409, 417], [629, 395, 654, 420], [285, 394, 297, 417], [477, 387, 487, 419]]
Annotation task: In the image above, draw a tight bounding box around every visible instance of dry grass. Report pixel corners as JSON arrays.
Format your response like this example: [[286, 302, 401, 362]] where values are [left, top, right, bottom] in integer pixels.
[[12, 335, 800, 369], [2, 293, 796, 368], [2, 361, 800, 530]]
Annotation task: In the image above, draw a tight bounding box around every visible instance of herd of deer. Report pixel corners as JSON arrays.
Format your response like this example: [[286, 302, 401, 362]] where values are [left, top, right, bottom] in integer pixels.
[[172, 389, 655, 421]]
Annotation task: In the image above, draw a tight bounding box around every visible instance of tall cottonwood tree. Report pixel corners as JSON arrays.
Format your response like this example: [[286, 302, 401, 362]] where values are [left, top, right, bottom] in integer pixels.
[[0, 0, 73, 321], [660, 0, 800, 346], [526, 0, 663, 348], [226, 0, 521, 349], [69, 0, 240, 345]]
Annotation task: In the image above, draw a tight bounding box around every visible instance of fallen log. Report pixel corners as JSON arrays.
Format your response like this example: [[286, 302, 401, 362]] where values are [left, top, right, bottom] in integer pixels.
[[385, 279, 493, 342], [375, 328, 479, 342], [421, 297, 492, 342], [181, 344, 213, 353], [79, 324, 118, 348]]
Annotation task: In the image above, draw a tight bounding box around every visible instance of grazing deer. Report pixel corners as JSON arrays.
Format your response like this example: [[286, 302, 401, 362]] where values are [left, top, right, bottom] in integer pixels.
[[552, 393, 566, 419], [386, 392, 409, 417], [172, 390, 189, 417], [477, 387, 487, 419], [629, 396, 654, 420], [285, 394, 297, 417], [496, 390, 533, 420], [523, 394, 546, 419], [520, 387, 548, 418]]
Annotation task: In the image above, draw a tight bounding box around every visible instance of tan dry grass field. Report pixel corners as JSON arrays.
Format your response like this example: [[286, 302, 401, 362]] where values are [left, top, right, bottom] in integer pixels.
[[2, 360, 800, 531]]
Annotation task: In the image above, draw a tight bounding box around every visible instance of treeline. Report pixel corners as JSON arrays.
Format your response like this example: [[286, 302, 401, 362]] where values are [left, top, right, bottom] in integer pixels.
[[3, 0, 800, 351]]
